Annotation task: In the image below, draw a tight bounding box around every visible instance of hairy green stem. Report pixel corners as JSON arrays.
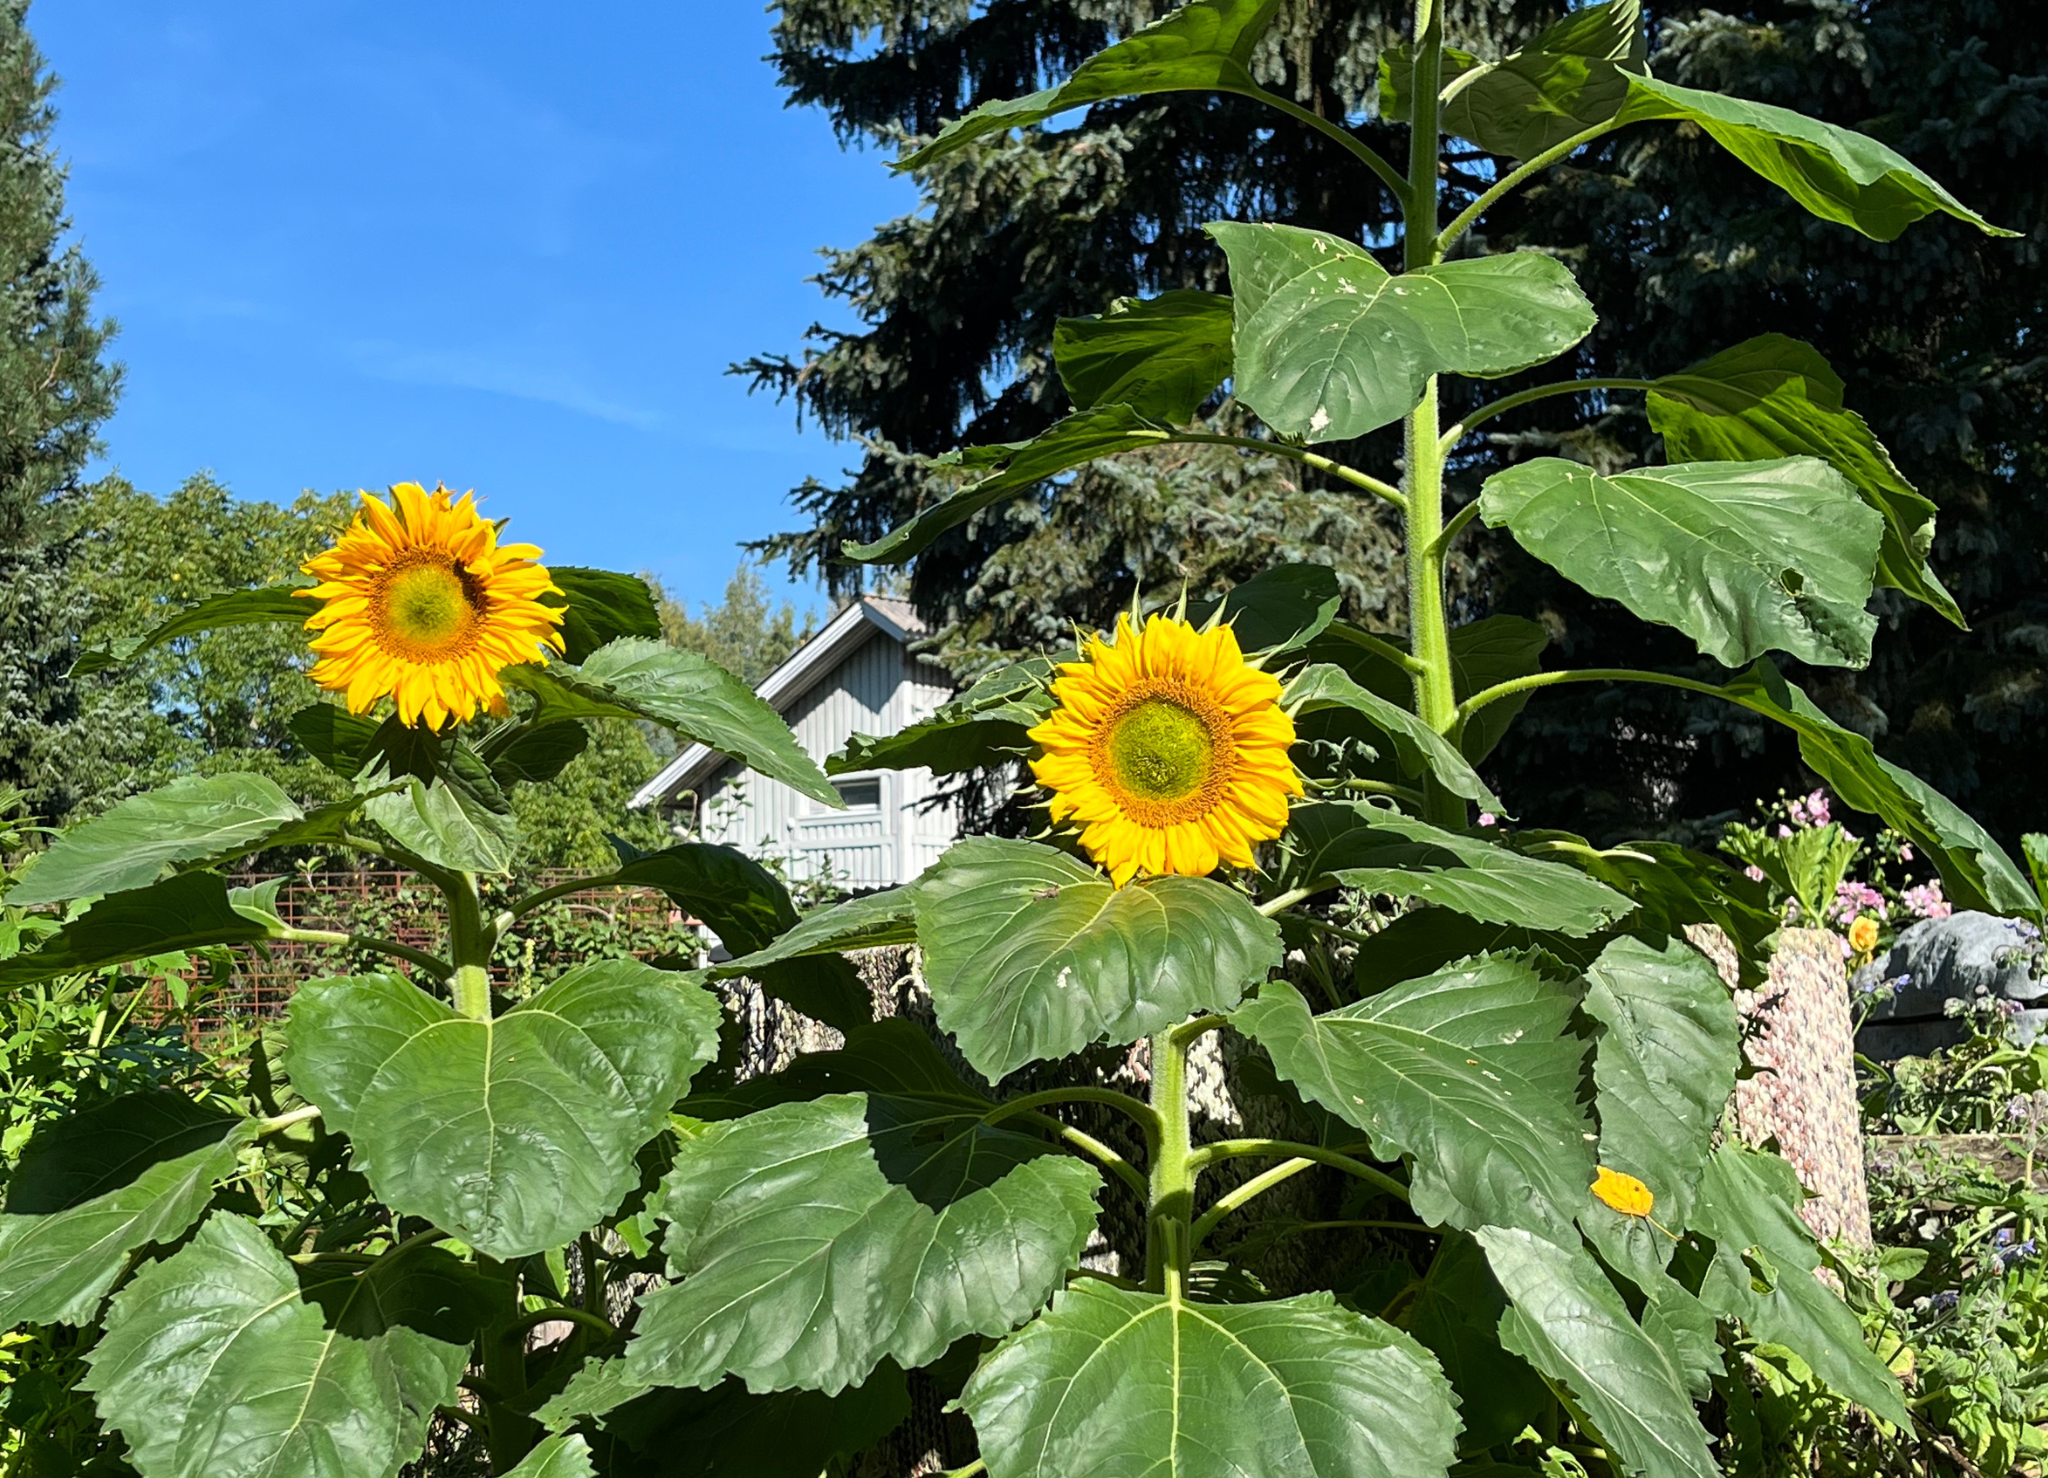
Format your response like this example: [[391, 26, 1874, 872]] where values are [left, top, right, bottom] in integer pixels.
[[507, 1304, 618, 1341], [505, 872, 619, 921], [984, 1086, 1163, 1141], [1144, 1028, 1195, 1295], [1457, 666, 1731, 725], [1009, 1110, 1150, 1198], [1442, 376, 1659, 450], [1190, 1157, 1319, 1247], [254, 1104, 322, 1137], [1433, 118, 1624, 261], [1257, 882, 1330, 917], [1322, 623, 1426, 675], [1244, 86, 1410, 201], [478, 1257, 541, 1470], [275, 927, 451, 980], [1307, 777, 1428, 806], [1188, 1138, 1412, 1205], [1170, 432, 1407, 509]]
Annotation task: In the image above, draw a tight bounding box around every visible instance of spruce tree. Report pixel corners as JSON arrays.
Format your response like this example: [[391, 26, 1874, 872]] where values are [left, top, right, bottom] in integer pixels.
[[0, 0, 121, 822], [754, 0, 2045, 845]]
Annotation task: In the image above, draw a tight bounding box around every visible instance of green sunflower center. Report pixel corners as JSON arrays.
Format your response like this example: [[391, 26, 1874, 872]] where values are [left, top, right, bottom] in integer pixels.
[[376, 556, 483, 659], [1106, 699, 1216, 802]]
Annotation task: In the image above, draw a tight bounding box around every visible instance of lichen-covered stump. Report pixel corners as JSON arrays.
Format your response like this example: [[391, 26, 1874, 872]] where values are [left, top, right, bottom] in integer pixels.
[[1690, 924, 1873, 1247]]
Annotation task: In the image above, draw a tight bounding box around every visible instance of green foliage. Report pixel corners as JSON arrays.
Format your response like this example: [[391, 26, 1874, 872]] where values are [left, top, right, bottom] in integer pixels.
[[5, 3, 2019, 1472], [652, 562, 810, 691]]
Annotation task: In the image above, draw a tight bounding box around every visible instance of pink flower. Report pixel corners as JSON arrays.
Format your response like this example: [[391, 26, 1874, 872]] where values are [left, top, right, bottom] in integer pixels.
[[1777, 824, 1794, 838], [1898, 844, 1915, 863], [1787, 789, 1832, 828], [1744, 865, 1766, 883], [1901, 881, 1951, 921], [1831, 880, 1887, 925], [1476, 812, 1497, 827]]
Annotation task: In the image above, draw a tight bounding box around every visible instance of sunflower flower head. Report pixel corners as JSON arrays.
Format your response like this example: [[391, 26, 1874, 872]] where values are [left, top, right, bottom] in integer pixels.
[[298, 482, 564, 729], [1027, 612, 1303, 886]]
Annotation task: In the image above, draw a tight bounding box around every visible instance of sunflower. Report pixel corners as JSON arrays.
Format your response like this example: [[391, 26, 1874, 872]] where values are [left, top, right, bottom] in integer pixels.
[[1028, 612, 1302, 886], [298, 482, 564, 728]]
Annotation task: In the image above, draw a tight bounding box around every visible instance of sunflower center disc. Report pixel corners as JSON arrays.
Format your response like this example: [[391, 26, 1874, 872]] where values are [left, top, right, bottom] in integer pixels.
[[1105, 699, 1215, 803], [378, 559, 480, 658]]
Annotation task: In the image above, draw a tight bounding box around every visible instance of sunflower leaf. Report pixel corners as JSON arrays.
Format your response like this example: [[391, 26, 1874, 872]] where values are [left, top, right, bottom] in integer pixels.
[[1184, 563, 1344, 655], [507, 640, 841, 808], [7, 774, 305, 906], [68, 584, 311, 677], [831, 658, 1055, 777], [1053, 289, 1235, 423], [1286, 664, 1503, 811], [1281, 801, 1635, 935], [284, 962, 722, 1259], [1235, 965, 1595, 1238], [960, 1282, 1462, 1478], [0, 872, 275, 991], [912, 837, 1282, 1080], [541, 567, 662, 664], [625, 1091, 1101, 1395]]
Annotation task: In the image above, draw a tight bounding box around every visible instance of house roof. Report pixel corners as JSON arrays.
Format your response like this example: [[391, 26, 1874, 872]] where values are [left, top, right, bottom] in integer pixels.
[[628, 595, 929, 810]]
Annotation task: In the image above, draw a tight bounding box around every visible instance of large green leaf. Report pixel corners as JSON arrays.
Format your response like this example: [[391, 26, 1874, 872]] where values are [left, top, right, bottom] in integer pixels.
[[707, 886, 917, 974], [538, 1358, 909, 1478], [1054, 289, 1234, 422], [82, 1214, 469, 1478], [610, 842, 874, 1030], [0, 871, 274, 990], [1692, 1145, 1910, 1424], [1185, 563, 1344, 655], [1235, 965, 1594, 1238], [912, 836, 1282, 1081], [1282, 802, 1634, 936], [1385, 0, 1645, 159], [364, 772, 521, 875], [1348, 910, 1604, 996], [543, 566, 662, 664], [1618, 74, 2016, 242], [901, 0, 1280, 168], [288, 704, 386, 776], [1477, 1227, 1719, 1478], [1480, 455, 1883, 669], [1650, 334, 1961, 626], [1286, 665, 1503, 812], [0, 1094, 256, 1327], [1208, 224, 1597, 442], [961, 1282, 1461, 1478], [501, 1436, 595, 1478], [69, 584, 309, 677], [683, 1019, 986, 1121], [846, 405, 1173, 564], [285, 962, 721, 1258], [486, 720, 592, 786], [9, 773, 304, 907], [1716, 660, 2035, 917], [1405, 1233, 1552, 1452], [834, 657, 1054, 777], [509, 639, 839, 808], [625, 1091, 1101, 1395], [1578, 936, 1739, 1277]]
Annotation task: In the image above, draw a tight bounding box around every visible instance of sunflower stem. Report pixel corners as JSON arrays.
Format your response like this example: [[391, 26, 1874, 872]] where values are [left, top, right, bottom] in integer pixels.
[[1144, 1027, 1195, 1295], [445, 871, 494, 1019]]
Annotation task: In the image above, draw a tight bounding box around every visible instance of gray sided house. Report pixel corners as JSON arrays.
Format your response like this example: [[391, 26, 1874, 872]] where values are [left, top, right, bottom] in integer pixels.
[[630, 596, 960, 888]]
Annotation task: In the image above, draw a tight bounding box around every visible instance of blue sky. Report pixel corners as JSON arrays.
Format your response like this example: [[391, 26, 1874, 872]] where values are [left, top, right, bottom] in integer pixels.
[[35, 1, 916, 617]]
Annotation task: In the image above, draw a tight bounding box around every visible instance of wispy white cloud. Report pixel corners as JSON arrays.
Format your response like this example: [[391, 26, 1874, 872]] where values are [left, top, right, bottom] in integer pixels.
[[347, 339, 662, 429]]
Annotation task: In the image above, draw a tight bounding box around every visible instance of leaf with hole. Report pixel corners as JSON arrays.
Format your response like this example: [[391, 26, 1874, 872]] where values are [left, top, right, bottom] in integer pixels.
[[961, 1281, 1461, 1478], [624, 1091, 1100, 1395], [1480, 455, 1883, 669], [901, 0, 1281, 169], [284, 962, 721, 1258], [0, 1094, 256, 1327], [82, 1214, 468, 1478], [1235, 962, 1595, 1239], [911, 836, 1282, 1080], [1649, 334, 1960, 626], [1209, 223, 1597, 442]]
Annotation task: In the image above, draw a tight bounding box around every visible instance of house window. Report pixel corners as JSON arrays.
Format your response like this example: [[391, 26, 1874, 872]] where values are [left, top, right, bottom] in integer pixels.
[[833, 777, 882, 811]]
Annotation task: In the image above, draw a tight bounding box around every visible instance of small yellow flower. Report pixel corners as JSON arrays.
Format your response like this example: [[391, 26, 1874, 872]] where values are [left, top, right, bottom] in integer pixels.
[[1027, 613, 1303, 886], [1591, 1166, 1655, 1218], [298, 483, 565, 729], [1848, 914, 1881, 955]]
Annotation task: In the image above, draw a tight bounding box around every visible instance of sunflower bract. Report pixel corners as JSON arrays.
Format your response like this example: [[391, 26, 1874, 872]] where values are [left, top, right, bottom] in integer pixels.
[[1028, 613, 1302, 886], [298, 482, 566, 729]]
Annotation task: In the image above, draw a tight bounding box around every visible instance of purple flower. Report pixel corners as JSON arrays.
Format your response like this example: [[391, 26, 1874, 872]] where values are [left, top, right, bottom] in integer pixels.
[[1932, 1289, 1961, 1311]]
